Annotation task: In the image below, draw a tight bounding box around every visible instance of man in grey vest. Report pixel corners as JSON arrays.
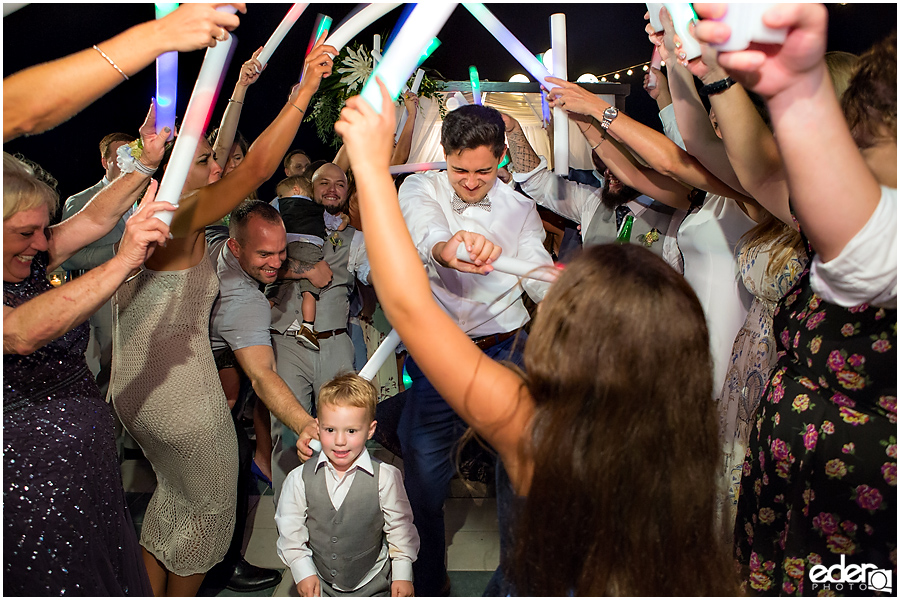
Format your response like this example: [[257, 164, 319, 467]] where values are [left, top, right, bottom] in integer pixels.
[[269, 163, 370, 501], [61, 132, 135, 395], [503, 114, 685, 271]]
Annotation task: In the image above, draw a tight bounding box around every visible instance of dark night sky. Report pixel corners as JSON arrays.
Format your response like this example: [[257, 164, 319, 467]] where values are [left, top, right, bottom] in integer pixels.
[[4, 3, 896, 205]]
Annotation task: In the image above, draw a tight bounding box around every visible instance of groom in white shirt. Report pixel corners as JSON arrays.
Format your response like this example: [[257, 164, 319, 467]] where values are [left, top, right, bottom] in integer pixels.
[[396, 104, 552, 595]]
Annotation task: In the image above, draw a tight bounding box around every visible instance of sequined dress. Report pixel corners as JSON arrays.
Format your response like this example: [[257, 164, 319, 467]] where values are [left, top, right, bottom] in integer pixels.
[[110, 253, 238, 576], [718, 241, 807, 527], [3, 252, 152, 596]]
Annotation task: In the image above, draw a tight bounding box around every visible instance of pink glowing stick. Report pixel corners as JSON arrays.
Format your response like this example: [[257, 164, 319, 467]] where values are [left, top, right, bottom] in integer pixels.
[[647, 46, 662, 89], [388, 161, 447, 175], [257, 3, 308, 67], [152, 6, 237, 225], [455, 245, 559, 283]]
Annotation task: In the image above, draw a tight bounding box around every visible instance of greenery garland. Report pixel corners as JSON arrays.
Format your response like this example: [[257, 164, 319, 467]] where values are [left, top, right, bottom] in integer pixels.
[[307, 40, 447, 150]]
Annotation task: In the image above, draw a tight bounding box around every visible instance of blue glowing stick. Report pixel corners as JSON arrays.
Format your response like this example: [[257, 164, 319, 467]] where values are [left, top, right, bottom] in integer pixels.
[[469, 65, 482, 105], [155, 3, 179, 139]]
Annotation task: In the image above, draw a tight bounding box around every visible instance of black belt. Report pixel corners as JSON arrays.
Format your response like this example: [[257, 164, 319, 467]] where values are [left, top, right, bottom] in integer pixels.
[[471, 328, 520, 351]]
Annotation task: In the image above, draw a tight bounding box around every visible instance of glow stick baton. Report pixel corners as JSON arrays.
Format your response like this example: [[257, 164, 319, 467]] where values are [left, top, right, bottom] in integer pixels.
[[306, 14, 333, 57], [324, 3, 402, 56], [388, 161, 446, 175], [373, 33, 381, 55], [469, 66, 483, 105], [647, 46, 662, 89], [383, 2, 416, 53], [258, 3, 308, 67], [541, 91, 550, 127], [371, 49, 383, 70], [453, 91, 469, 107], [395, 36, 439, 140], [358, 329, 402, 381], [464, 3, 555, 90], [646, 3, 665, 32], [663, 3, 701, 60], [455, 245, 559, 284], [410, 68, 426, 93], [360, 3, 457, 113], [155, 3, 179, 140], [153, 7, 237, 226], [550, 13, 568, 175]]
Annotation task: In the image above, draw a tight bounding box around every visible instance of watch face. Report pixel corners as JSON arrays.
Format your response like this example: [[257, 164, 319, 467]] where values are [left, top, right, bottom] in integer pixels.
[[604, 107, 618, 120]]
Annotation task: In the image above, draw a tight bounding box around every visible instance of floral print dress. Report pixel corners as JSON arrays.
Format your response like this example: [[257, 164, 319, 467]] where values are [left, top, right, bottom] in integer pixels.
[[734, 254, 897, 596]]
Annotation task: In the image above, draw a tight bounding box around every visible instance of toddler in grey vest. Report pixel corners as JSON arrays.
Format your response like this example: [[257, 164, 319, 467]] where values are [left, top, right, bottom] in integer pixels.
[[275, 374, 419, 596]]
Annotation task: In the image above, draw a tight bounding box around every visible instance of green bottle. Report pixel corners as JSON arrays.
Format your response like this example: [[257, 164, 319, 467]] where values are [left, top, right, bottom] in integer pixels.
[[615, 214, 634, 244]]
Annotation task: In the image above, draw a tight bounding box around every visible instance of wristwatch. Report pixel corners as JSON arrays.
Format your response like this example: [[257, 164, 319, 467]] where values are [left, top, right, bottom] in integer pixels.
[[600, 106, 619, 132]]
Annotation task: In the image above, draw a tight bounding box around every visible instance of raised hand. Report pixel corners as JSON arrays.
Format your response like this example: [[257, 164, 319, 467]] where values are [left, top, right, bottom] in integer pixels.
[[155, 3, 246, 52], [238, 47, 265, 85], [544, 76, 607, 117], [297, 34, 335, 97], [692, 3, 829, 99], [138, 101, 169, 167], [401, 91, 419, 113]]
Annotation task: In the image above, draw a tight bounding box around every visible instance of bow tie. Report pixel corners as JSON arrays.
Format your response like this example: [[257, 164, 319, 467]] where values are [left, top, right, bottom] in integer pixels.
[[451, 193, 491, 215], [323, 211, 343, 231]]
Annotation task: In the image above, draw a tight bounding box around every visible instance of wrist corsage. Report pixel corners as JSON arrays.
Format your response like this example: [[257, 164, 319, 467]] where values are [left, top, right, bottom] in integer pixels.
[[117, 140, 157, 177], [638, 228, 660, 248]]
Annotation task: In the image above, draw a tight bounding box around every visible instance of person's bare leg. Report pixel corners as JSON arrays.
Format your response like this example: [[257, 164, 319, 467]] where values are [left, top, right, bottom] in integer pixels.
[[218, 366, 241, 411], [142, 548, 168, 597], [166, 572, 206, 597], [301, 291, 316, 325], [253, 399, 273, 482]]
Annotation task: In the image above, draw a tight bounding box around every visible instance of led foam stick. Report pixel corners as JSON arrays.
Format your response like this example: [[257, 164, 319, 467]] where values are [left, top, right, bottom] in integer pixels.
[[550, 13, 568, 175], [155, 3, 179, 140], [373, 33, 381, 55], [358, 328, 402, 381], [541, 91, 550, 127], [258, 3, 308, 67], [153, 7, 237, 226], [455, 245, 559, 284], [360, 3, 457, 113], [464, 3, 555, 90], [383, 2, 416, 53], [663, 3, 701, 60], [469, 65, 483, 105], [646, 3, 665, 32], [647, 46, 662, 89], [395, 66, 427, 142], [388, 161, 447, 175], [306, 14, 333, 57], [324, 3, 402, 56]]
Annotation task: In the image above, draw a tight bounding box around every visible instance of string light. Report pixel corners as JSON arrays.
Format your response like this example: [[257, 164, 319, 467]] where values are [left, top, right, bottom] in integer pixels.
[[626, 69, 633, 75], [613, 73, 620, 79], [643, 64, 649, 71], [595, 58, 658, 82]]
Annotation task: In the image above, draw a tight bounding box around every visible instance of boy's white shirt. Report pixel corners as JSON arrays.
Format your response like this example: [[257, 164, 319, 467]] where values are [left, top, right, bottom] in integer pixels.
[[275, 449, 419, 590]]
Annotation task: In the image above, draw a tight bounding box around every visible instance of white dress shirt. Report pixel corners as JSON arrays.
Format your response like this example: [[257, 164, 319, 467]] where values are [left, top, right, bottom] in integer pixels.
[[398, 171, 552, 336], [810, 186, 897, 308], [275, 450, 419, 591]]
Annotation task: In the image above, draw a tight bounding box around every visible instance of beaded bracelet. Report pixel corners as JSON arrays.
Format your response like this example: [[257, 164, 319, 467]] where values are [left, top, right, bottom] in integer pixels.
[[93, 45, 128, 81]]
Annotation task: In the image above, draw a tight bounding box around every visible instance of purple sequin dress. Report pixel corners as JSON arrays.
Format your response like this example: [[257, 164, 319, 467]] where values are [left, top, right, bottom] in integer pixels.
[[3, 252, 152, 596]]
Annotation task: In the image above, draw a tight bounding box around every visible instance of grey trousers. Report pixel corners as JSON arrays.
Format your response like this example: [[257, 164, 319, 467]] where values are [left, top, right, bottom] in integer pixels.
[[270, 332, 354, 504], [319, 559, 391, 597]]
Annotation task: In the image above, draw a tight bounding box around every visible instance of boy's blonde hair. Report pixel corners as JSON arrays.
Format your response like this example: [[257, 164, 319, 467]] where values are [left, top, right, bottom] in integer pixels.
[[317, 373, 377, 423]]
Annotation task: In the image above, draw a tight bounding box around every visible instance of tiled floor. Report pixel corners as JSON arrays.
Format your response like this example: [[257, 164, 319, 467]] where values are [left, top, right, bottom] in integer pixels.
[[123, 442, 500, 597]]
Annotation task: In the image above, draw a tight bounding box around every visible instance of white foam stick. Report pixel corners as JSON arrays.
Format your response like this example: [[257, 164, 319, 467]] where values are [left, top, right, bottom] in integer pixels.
[[464, 3, 555, 90], [371, 49, 382, 70], [646, 3, 665, 32], [410, 68, 425, 93], [360, 2, 457, 112], [663, 3, 701, 60], [153, 6, 237, 225], [373, 33, 381, 54], [388, 161, 447, 175], [324, 3, 402, 56], [358, 329, 402, 381], [258, 3, 309, 67], [453, 91, 469, 106], [308, 439, 322, 452], [550, 13, 568, 175], [455, 245, 559, 284], [647, 46, 662, 89]]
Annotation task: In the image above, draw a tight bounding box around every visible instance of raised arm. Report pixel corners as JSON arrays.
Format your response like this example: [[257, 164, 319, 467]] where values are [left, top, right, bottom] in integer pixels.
[[48, 103, 168, 271], [3, 3, 245, 142], [171, 39, 335, 237], [693, 3, 882, 261], [391, 92, 420, 166], [335, 81, 535, 494], [212, 47, 263, 170], [4, 182, 173, 355]]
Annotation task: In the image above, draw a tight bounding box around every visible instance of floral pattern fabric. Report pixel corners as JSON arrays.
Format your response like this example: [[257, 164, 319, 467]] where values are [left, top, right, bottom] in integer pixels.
[[718, 242, 807, 527], [734, 258, 897, 596]]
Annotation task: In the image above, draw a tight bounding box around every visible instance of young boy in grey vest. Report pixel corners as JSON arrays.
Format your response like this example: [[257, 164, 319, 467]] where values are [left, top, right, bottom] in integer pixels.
[[275, 374, 419, 597]]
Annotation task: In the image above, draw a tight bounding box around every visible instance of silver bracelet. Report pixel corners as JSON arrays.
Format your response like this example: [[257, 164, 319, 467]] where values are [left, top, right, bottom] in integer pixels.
[[92, 45, 128, 81], [133, 160, 157, 177]]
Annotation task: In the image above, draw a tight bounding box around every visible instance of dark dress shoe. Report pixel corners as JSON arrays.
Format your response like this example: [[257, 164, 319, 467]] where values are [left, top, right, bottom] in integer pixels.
[[225, 558, 283, 593]]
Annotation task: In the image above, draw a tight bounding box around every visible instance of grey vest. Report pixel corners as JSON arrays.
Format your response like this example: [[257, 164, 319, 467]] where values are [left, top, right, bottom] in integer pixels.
[[270, 227, 358, 333], [301, 457, 384, 591], [583, 201, 675, 255]]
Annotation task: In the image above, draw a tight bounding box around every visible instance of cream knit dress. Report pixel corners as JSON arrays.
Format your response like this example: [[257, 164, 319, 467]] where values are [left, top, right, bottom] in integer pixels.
[[110, 255, 238, 576]]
